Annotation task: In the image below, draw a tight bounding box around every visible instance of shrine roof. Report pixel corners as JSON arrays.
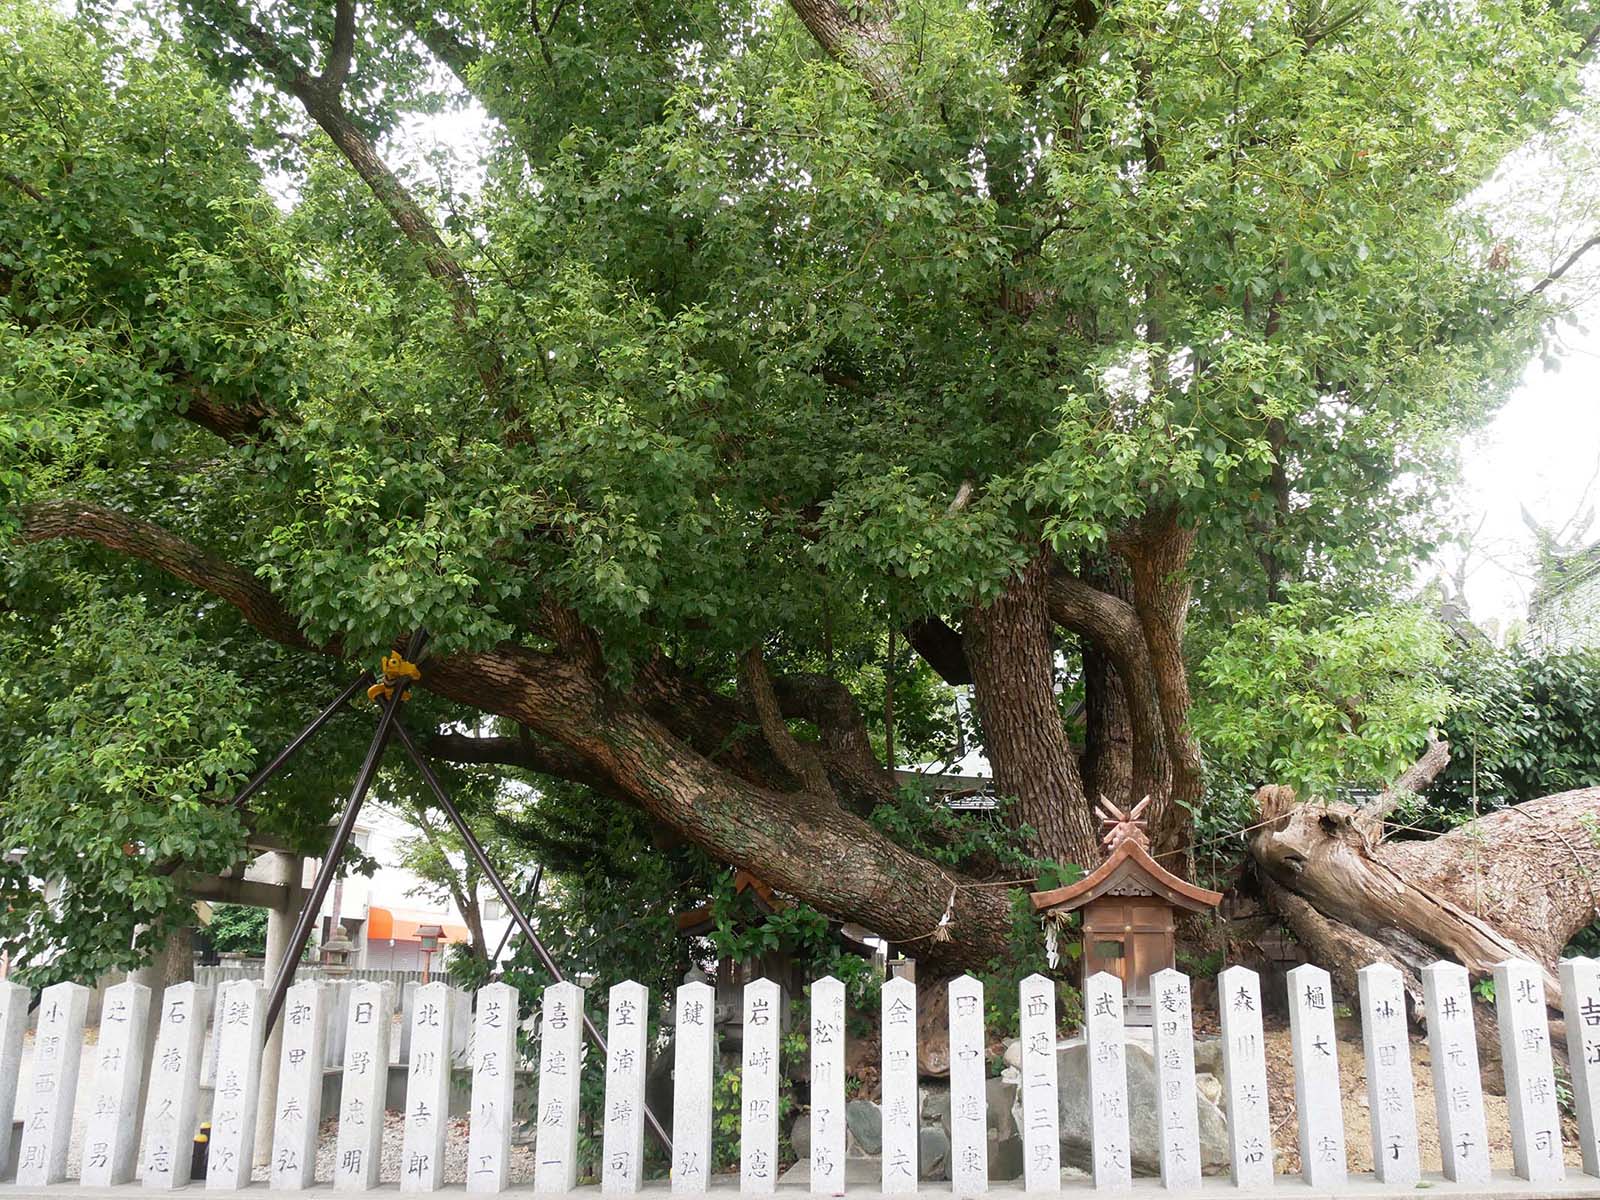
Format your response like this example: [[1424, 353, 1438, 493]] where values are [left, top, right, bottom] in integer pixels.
[[676, 868, 788, 935], [1029, 841, 1223, 915]]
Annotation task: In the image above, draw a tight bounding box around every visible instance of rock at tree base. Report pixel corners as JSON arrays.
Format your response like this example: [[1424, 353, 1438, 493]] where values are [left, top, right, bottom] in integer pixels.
[[1025, 1035, 1230, 1175]]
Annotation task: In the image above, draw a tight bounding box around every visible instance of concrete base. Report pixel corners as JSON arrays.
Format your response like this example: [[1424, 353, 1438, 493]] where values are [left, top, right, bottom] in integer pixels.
[[0, 1169, 1597, 1199]]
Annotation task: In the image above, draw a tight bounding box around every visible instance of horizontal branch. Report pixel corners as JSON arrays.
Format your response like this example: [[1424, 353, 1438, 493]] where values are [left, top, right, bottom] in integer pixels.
[[17, 499, 316, 651]]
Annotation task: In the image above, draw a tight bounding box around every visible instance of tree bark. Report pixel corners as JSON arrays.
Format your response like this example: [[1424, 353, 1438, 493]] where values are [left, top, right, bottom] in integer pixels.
[[1117, 514, 1204, 862], [1251, 776, 1600, 1010], [964, 557, 1100, 867], [18, 500, 1016, 971]]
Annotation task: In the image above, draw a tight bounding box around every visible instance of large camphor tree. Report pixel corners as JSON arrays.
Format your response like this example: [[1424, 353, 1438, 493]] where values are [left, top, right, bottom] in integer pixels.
[[3, 0, 1598, 986]]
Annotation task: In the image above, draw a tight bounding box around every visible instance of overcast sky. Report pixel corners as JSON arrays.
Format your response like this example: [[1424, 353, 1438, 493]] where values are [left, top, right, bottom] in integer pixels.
[[1446, 306, 1600, 632]]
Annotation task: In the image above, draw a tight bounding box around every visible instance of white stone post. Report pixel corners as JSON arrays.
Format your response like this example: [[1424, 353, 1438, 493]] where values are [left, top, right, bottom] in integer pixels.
[[141, 981, 212, 1189], [335, 981, 394, 1191], [948, 975, 987, 1196], [0, 981, 28, 1180], [1217, 966, 1271, 1188], [1150, 969, 1200, 1191], [602, 980, 649, 1195], [1084, 971, 1130, 1191], [467, 981, 519, 1194], [531, 982, 585, 1195], [1422, 961, 1490, 1184], [881, 975, 919, 1194], [810, 975, 847, 1196], [669, 980, 714, 1195], [1019, 973, 1059, 1191], [400, 981, 456, 1193], [16, 980, 90, 1185], [739, 978, 781, 1193], [1286, 963, 1345, 1187], [82, 980, 152, 1186], [271, 980, 329, 1190], [255, 850, 302, 1167], [1358, 963, 1419, 1185], [208, 980, 265, 1191], [1494, 958, 1564, 1182], [1562, 956, 1600, 1177]]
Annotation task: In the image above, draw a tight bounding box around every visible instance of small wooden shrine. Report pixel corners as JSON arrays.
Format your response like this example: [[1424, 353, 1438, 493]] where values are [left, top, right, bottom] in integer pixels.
[[1030, 797, 1222, 1024]]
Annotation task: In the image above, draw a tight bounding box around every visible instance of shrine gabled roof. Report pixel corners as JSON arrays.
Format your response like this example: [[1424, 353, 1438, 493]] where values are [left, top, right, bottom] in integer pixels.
[[676, 868, 788, 935], [1029, 841, 1223, 915]]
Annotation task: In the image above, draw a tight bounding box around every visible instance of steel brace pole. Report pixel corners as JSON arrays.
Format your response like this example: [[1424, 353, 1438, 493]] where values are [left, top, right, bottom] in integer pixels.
[[389, 718, 673, 1156], [261, 631, 427, 1033]]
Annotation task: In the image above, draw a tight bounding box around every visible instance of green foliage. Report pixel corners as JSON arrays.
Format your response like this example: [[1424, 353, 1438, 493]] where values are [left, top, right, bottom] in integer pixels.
[[1430, 644, 1600, 815], [1192, 588, 1455, 801], [0, 594, 254, 981], [1, 0, 1596, 981], [205, 903, 269, 955]]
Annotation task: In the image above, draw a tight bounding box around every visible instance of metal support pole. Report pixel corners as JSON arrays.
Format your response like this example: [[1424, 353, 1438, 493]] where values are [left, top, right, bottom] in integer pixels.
[[262, 632, 427, 1032], [487, 864, 543, 968], [227, 671, 374, 811], [389, 718, 673, 1155]]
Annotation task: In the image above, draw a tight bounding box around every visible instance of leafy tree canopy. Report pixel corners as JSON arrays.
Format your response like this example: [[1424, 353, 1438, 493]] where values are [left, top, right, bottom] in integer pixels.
[[3, 0, 1598, 976]]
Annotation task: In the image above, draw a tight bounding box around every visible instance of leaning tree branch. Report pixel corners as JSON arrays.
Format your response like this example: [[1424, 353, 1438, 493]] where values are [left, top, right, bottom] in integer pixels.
[[17, 499, 318, 652], [784, 0, 906, 107], [739, 648, 834, 797], [201, 0, 501, 395], [426, 729, 627, 798], [321, 0, 358, 90], [1354, 735, 1450, 840]]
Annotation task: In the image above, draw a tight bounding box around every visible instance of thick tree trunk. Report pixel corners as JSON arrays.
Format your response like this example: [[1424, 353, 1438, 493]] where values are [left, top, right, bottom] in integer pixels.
[[965, 557, 1101, 867], [1119, 515, 1205, 865]]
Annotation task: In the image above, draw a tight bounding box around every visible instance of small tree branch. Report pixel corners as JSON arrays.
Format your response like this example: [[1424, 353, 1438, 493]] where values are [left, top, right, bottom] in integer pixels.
[[320, 0, 359, 90], [739, 648, 834, 797], [17, 500, 318, 652], [785, 0, 905, 107], [1353, 735, 1450, 839], [1529, 231, 1600, 297]]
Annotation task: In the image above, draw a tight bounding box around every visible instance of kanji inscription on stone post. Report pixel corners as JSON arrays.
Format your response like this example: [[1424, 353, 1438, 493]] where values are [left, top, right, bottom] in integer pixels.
[[271, 980, 329, 1191], [1358, 963, 1418, 1186], [670, 980, 715, 1196], [1019, 973, 1059, 1191], [1287, 963, 1346, 1188], [602, 980, 649, 1195], [1561, 956, 1600, 1177], [810, 975, 847, 1197], [335, 981, 393, 1192], [1217, 965, 1272, 1188], [1150, 968, 1200, 1191], [81, 980, 151, 1187], [207, 980, 264, 1192], [400, 981, 456, 1194], [1084, 971, 1131, 1191], [1495, 958, 1564, 1183], [948, 974, 987, 1196], [468, 981, 520, 1194], [880, 976, 920, 1195], [1423, 960, 1491, 1184]]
